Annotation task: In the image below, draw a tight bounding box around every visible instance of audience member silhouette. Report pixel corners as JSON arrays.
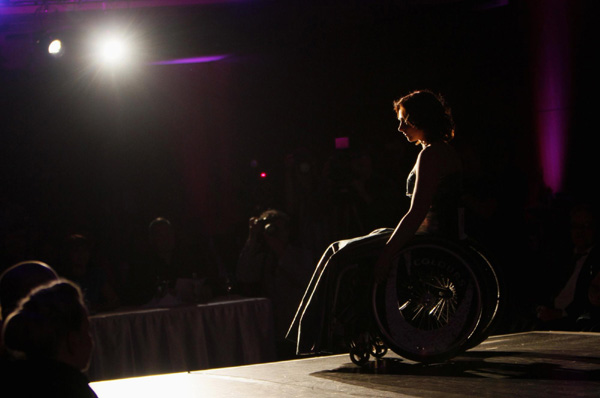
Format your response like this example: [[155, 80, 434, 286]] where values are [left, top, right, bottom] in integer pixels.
[[575, 271, 600, 331], [126, 217, 218, 305], [536, 203, 599, 330], [237, 209, 313, 357], [1, 279, 97, 397], [1, 260, 60, 369], [58, 234, 120, 314]]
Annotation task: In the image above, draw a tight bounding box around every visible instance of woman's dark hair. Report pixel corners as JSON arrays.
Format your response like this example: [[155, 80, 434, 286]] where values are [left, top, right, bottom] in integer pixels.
[[393, 90, 455, 143], [0, 261, 59, 321], [2, 279, 87, 360]]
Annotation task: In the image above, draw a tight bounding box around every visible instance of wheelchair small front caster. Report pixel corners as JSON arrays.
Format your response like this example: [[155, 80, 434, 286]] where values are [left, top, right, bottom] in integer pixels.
[[370, 337, 388, 359], [349, 346, 371, 366], [349, 333, 388, 366]]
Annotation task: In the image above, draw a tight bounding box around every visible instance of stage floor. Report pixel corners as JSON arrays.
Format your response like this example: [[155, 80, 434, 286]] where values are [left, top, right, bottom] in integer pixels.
[[91, 331, 600, 397]]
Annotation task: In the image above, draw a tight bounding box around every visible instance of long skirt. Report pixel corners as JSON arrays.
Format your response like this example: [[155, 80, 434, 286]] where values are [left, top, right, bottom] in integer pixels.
[[286, 229, 502, 363]]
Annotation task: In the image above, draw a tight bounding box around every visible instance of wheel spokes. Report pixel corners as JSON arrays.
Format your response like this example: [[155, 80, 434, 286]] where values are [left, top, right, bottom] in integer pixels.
[[398, 273, 459, 330]]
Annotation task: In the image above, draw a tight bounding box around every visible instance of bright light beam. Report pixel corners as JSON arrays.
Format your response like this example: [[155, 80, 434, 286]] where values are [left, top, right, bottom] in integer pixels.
[[97, 36, 129, 65], [48, 39, 62, 56]]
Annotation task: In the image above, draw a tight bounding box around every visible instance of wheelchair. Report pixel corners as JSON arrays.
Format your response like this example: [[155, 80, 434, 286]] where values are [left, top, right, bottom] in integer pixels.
[[288, 228, 502, 366]]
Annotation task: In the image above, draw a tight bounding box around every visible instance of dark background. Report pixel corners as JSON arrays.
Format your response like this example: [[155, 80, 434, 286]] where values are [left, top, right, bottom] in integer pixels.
[[1, 0, 598, 288]]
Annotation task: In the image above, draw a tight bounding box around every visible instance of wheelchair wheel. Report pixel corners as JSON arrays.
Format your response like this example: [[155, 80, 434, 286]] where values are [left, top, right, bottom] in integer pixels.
[[461, 241, 502, 350], [373, 236, 484, 363]]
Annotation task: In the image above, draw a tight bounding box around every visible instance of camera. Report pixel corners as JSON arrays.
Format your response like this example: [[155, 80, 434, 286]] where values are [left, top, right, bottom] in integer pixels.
[[256, 216, 280, 237]]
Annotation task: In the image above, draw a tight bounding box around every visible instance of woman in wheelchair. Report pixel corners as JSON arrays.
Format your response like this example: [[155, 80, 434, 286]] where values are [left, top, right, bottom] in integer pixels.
[[287, 90, 500, 365], [375, 90, 462, 282]]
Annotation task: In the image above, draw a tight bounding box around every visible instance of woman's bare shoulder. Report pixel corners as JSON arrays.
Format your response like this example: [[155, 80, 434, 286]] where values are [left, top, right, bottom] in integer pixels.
[[418, 143, 461, 172], [418, 142, 450, 161]]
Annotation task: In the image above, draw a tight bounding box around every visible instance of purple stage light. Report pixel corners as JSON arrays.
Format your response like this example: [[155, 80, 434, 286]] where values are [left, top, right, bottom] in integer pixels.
[[536, 109, 567, 194], [531, 0, 572, 194], [150, 55, 229, 65]]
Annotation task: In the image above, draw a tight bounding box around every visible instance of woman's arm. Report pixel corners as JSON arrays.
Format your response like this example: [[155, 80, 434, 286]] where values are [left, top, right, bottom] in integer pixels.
[[375, 146, 442, 281]]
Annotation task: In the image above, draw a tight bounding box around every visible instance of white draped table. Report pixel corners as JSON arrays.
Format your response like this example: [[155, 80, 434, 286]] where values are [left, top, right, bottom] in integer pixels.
[[87, 297, 277, 381]]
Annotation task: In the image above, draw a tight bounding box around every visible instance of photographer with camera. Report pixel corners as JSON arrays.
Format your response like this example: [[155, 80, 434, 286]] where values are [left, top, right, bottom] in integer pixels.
[[236, 209, 313, 358]]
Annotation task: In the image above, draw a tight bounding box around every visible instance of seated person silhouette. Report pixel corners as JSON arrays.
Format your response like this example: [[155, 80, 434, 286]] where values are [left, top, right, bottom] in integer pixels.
[[126, 217, 217, 306], [237, 209, 313, 358], [1, 260, 60, 365], [1, 279, 97, 398], [58, 234, 120, 314], [536, 204, 599, 330], [575, 272, 600, 331]]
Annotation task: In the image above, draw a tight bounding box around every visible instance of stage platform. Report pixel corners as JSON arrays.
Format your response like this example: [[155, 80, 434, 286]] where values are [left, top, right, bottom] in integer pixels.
[[90, 331, 600, 397]]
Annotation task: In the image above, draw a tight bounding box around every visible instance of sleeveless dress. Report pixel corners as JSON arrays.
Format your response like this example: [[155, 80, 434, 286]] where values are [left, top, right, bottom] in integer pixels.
[[406, 168, 464, 239]]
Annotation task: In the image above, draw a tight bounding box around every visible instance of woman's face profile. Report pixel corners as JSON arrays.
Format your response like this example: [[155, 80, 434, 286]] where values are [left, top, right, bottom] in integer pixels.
[[397, 106, 426, 144]]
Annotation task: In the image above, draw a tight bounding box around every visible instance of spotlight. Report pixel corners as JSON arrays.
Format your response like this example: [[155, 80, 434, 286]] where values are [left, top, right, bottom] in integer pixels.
[[97, 36, 129, 65], [48, 39, 63, 56], [88, 29, 141, 68], [36, 33, 67, 60]]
